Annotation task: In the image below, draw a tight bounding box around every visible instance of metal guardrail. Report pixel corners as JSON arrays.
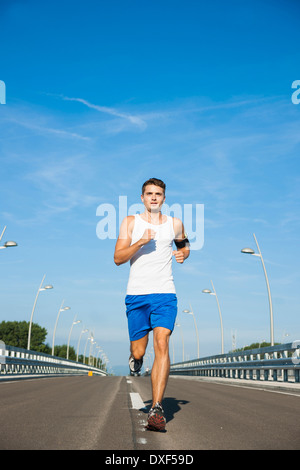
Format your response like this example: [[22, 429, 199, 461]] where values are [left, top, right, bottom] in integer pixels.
[[0, 343, 107, 378], [170, 342, 300, 383]]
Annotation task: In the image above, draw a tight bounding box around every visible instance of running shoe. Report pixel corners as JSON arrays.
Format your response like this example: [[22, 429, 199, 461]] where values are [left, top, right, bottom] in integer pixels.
[[147, 402, 166, 431], [128, 354, 143, 375]]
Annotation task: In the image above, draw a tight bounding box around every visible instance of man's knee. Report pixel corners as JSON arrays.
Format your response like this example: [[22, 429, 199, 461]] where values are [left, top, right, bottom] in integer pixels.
[[130, 335, 148, 360], [155, 340, 169, 356], [153, 328, 171, 355], [131, 346, 144, 361]]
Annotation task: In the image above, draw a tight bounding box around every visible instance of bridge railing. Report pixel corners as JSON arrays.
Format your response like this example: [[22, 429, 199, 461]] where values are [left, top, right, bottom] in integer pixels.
[[0, 343, 107, 378], [170, 342, 300, 383]]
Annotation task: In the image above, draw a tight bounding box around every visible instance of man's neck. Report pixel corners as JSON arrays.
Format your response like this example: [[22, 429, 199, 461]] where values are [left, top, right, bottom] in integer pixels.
[[143, 209, 162, 224]]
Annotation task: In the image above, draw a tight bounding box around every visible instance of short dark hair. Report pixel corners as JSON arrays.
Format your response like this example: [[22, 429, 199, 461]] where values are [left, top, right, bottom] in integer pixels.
[[142, 178, 166, 194]]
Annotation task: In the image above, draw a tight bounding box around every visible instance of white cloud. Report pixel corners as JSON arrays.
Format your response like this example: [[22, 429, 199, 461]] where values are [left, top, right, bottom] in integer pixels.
[[61, 95, 147, 130], [7, 116, 90, 141]]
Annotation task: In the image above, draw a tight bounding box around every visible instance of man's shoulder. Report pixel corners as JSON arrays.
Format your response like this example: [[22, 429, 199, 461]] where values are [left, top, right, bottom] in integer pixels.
[[118, 215, 136, 237], [172, 217, 184, 239], [172, 217, 183, 228], [171, 216, 183, 223], [121, 215, 135, 227]]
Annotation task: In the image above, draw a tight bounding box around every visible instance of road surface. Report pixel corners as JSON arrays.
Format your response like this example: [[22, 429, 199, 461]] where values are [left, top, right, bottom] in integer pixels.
[[0, 375, 299, 450]]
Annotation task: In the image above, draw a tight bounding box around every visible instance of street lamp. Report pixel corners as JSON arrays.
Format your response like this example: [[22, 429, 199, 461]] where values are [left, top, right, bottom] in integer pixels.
[[89, 336, 96, 366], [175, 322, 185, 362], [0, 226, 18, 250], [52, 301, 71, 355], [27, 274, 53, 350], [96, 347, 103, 368], [0, 241, 18, 249], [90, 340, 96, 366], [83, 335, 90, 365], [76, 328, 88, 362], [202, 280, 224, 354], [241, 233, 274, 346], [183, 304, 200, 358], [95, 346, 104, 367], [67, 316, 81, 359]]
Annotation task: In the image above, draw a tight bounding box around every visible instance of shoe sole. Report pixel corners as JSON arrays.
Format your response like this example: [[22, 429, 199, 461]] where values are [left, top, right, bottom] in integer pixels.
[[147, 414, 166, 432]]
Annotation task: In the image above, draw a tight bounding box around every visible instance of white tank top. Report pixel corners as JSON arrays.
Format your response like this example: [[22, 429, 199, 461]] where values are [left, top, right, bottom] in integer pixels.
[[126, 214, 176, 295]]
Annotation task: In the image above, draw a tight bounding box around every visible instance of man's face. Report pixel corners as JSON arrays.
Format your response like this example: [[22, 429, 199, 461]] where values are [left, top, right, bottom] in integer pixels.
[[141, 184, 165, 212]]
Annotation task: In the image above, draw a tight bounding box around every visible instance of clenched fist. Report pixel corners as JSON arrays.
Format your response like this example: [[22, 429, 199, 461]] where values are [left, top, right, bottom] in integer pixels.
[[172, 250, 185, 264], [139, 229, 156, 246]]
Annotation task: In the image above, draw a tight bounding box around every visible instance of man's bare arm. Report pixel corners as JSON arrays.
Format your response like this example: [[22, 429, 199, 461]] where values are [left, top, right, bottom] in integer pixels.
[[114, 216, 156, 266], [172, 218, 190, 264]]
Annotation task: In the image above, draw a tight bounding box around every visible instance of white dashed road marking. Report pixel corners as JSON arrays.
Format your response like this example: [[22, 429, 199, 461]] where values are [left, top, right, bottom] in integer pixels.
[[130, 392, 146, 410], [129, 389, 148, 445]]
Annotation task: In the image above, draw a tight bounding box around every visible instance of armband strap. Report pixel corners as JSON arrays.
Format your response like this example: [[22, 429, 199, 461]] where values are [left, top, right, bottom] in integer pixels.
[[174, 238, 189, 249]]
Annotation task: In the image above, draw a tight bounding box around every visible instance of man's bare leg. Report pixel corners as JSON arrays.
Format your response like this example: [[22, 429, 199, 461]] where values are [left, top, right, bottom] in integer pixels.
[[151, 327, 171, 406], [130, 333, 149, 361]]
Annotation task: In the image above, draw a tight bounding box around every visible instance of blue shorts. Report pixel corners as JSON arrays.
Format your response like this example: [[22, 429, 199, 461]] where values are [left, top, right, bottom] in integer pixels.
[[125, 293, 178, 341]]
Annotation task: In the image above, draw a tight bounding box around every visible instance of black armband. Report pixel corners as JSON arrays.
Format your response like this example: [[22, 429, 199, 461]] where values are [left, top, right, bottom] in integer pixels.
[[174, 238, 189, 249]]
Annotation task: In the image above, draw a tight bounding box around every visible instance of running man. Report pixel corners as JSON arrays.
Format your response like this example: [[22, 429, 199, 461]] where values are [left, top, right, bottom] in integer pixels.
[[114, 178, 190, 431]]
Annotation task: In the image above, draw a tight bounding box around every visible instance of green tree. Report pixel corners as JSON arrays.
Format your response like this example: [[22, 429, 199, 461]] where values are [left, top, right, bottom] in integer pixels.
[[0, 321, 104, 367], [53, 344, 76, 360], [232, 341, 281, 353], [0, 321, 48, 352]]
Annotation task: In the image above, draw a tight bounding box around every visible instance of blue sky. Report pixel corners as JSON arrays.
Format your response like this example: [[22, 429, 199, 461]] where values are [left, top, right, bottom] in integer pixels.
[[0, 0, 300, 373]]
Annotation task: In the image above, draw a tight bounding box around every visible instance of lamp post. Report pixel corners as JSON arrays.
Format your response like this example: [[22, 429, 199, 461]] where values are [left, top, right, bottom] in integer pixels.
[[170, 336, 175, 364], [202, 280, 224, 354], [145, 352, 152, 370], [183, 304, 200, 358], [89, 336, 96, 366], [67, 316, 81, 359], [27, 274, 53, 350], [52, 301, 71, 355], [90, 341, 97, 366], [83, 335, 91, 365], [96, 347, 103, 368], [0, 226, 18, 250], [241, 233, 274, 346], [76, 328, 88, 362], [175, 322, 185, 362]]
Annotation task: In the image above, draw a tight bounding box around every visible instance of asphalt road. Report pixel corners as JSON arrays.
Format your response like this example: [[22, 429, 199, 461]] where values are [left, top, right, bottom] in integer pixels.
[[0, 375, 299, 450]]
